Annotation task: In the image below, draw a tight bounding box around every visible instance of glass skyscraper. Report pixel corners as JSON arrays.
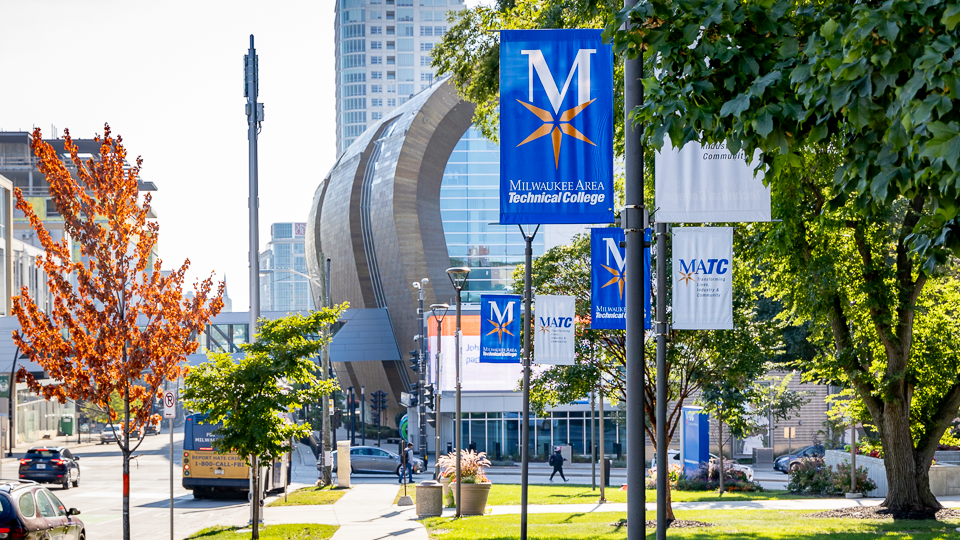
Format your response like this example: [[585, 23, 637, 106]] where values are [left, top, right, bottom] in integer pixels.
[[440, 127, 547, 302], [335, 0, 466, 155], [259, 222, 314, 312]]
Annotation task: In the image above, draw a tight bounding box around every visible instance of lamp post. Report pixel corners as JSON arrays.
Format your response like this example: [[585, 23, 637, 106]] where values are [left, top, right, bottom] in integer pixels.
[[360, 385, 366, 446], [430, 303, 449, 479], [446, 267, 470, 518], [412, 278, 429, 468]]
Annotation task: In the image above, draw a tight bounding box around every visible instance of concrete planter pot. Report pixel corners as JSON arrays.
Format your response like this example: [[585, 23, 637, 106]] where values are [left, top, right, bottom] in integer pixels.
[[451, 482, 491, 515], [440, 476, 453, 507]]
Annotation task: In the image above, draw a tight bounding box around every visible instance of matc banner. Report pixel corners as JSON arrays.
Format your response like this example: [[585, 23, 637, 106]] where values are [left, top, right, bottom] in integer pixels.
[[535, 295, 576, 365], [499, 29, 614, 225], [590, 228, 652, 330], [479, 294, 522, 363], [655, 135, 771, 223], [672, 227, 734, 330]]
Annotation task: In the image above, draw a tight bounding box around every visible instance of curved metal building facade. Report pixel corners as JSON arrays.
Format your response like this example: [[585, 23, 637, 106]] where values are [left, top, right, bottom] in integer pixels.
[[307, 81, 475, 425]]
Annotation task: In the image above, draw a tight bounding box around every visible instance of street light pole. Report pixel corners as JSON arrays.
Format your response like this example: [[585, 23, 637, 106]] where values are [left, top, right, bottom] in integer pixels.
[[446, 267, 470, 519], [430, 303, 449, 479], [518, 224, 539, 540]]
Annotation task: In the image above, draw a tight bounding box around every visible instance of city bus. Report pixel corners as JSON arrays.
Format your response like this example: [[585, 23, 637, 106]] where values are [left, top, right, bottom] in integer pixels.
[[182, 413, 292, 498]]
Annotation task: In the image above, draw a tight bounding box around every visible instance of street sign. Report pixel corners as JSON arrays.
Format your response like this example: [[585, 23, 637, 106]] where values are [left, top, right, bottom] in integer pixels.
[[784, 427, 796, 439], [163, 391, 176, 419]]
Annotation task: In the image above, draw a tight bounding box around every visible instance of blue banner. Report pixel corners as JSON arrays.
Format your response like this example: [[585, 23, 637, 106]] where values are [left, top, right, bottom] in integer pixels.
[[479, 294, 522, 363], [499, 29, 614, 225], [590, 228, 652, 330]]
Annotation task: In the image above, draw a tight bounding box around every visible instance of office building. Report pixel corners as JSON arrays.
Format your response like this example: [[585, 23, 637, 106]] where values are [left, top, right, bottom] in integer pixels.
[[259, 222, 314, 312], [335, 0, 467, 154]]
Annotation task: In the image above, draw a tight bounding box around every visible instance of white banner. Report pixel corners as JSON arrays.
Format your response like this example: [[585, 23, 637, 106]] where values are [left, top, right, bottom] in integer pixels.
[[655, 136, 771, 223], [535, 295, 576, 365], [672, 227, 734, 330]]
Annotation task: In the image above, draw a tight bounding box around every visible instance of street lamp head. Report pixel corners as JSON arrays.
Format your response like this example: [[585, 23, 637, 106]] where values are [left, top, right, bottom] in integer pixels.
[[445, 267, 471, 291], [430, 303, 449, 322], [412, 281, 421, 290]]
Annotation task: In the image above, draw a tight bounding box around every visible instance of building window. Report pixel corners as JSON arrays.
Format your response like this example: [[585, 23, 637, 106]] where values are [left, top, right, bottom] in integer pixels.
[[386, 11, 395, 20], [343, 84, 367, 97], [387, 56, 396, 65], [371, 71, 383, 79], [398, 83, 414, 95], [371, 98, 383, 106], [273, 223, 293, 239], [398, 53, 414, 66], [420, 42, 434, 51], [421, 72, 433, 82], [387, 40, 395, 50], [370, 26, 382, 34], [434, 26, 446, 36], [371, 84, 382, 93], [370, 41, 382, 49], [399, 23, 414, 36], [370, 0, 382, 4], [387, 26, 395, 35], [370, 56, 383, 64], [387, 84, 396, 93], [343, 111, 366, 124], [398, 38, 413, 51], [342, 54, 366, 68], [420, 26, 433, 37], [342, 70, 366, 83], [397, 8, 413, 21], [387, 71, 396, 79], [372, 112, 383, 120], [368, 10, 382, 19], [399, 68, 413, 81], [388, 98, 396, 107], [343, 97, 366, 110], [421, 84, 430, 91], [342, 24, 366, 38], [421, 55, 431, 66], [342, 39, 366, 53]]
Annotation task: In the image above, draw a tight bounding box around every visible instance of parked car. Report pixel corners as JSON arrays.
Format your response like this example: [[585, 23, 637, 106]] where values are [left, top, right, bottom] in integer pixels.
[[0, 480, 85, 539], [19, 447, 81, 489], [145, 419, 161, 435], [774, 444, 825, 473], [99, 423, 143, 444], [653, 449, 755, 482], [326, 446, 424, 476]]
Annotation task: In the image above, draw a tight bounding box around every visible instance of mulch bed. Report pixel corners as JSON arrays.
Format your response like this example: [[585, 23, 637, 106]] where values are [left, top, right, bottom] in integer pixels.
[[807, 507, 960, 521]]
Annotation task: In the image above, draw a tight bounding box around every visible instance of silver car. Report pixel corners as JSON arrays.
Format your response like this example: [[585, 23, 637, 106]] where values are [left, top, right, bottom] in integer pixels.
[[328, 446, 424, 476]]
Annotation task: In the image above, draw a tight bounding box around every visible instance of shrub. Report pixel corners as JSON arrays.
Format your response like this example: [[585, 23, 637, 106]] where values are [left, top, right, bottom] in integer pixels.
[[787, 456, 877, 495], [437, 450, 491, 484], [646, 463, 684, 488], [673, 462, 764, 492]]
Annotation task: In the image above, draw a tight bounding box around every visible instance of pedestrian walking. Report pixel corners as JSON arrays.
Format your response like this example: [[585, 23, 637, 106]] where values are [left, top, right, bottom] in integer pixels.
[[399, 442, 415, 484], [549, 446, 567, 482]]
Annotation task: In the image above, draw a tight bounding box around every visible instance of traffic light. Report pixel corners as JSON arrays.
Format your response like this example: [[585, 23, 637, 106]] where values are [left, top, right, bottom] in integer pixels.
[[408, 350, 419, 372], [423, 384, 435, 410], [409, 382, 419, 396], [378, 391, 388, 412], [426, 411, 437, 428]]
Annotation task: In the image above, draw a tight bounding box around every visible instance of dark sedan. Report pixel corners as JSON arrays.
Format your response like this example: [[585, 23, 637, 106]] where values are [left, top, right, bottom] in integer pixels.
[[19, 447, 81, 489], [774, 444, 825, 473]]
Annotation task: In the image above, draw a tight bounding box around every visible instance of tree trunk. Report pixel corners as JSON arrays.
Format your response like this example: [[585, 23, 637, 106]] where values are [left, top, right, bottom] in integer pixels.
[[717, 419, 724, 496], [880, 400, 940, 517], [123, 387, 131, 540], [252, 456, 260, 539], [664, 480, 675, 521]]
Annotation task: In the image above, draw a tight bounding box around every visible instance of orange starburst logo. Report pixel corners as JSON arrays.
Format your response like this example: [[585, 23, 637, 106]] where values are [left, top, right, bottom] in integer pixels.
[[600, 264, 624, 300], [678, 271, 698, 286], [516, 99, 596, 168], [486, 319, 514, 343]]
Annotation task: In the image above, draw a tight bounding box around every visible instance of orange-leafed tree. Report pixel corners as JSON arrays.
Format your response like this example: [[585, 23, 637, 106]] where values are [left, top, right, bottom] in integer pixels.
[[12, 125, 223, 540]]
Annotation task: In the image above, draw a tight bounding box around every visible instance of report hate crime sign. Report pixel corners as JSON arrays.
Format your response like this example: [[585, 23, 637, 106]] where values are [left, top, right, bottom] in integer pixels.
[[499, 29, 614, 225]]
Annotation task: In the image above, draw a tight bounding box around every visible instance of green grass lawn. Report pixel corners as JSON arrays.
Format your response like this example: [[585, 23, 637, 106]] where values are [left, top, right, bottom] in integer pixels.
[[184, 524, 338, 539], [267, 486, 349, 507], [423, 509, 960, 539], [396, 484, 809, 507]]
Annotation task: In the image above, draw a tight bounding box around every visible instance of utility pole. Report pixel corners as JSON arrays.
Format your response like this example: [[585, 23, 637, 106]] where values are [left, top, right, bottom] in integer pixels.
[[518, 224, 539, 540], [621, 0, 647, 537], [413, 278, 429, 467], [244, 33, 264, 530], [319, 257, 333, 485]]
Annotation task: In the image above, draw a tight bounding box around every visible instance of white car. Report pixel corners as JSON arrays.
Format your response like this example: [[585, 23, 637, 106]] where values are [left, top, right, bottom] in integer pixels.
[[654, 450, 754, 482]]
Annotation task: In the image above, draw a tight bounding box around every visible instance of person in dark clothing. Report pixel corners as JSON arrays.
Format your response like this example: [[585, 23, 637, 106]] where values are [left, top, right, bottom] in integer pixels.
[[549, 447, 567, 482], [399, 442, 415, 484]]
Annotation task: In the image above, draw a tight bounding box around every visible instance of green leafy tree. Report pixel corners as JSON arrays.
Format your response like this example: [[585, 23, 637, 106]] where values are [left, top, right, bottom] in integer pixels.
[[516, 231, 778, 517], [602, 0, 960, 515], [182, 307, 344, 539]]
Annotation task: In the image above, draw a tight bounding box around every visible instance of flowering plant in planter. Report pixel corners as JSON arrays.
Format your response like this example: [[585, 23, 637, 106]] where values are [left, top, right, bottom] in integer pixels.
[[438, 450, 492, 484]]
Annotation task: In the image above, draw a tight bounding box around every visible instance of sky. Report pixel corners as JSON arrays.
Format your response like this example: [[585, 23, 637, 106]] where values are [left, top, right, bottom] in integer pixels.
[[0, 0, 492, 310]]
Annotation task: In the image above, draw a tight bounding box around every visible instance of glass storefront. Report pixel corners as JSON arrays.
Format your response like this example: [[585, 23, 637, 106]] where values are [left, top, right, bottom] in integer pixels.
[[440, 127, 545, 302], [458, 410, 624, 460]]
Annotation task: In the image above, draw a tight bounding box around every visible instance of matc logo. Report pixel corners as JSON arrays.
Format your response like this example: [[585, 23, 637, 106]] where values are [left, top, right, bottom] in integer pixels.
[[599, 236, 626, 299], [516, 48, 597, 168], [677, 258, 730, 286], [486, 300, 515, 343]]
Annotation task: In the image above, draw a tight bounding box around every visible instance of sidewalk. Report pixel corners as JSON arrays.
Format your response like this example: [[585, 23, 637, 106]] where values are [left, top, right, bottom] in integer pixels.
[[257, 443, 428, 540]]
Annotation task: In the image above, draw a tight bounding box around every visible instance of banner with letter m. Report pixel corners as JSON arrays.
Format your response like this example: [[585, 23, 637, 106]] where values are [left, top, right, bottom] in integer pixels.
[[479, 294, 522, 363], [499, 29, 614, 225], [590, 228, 652, 330]]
